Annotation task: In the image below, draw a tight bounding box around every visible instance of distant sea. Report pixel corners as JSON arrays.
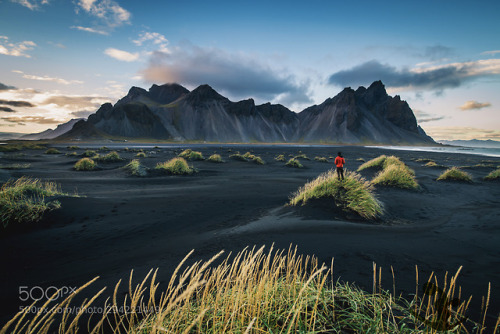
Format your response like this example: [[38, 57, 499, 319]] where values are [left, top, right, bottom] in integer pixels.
[[366, 145, 500, 158]]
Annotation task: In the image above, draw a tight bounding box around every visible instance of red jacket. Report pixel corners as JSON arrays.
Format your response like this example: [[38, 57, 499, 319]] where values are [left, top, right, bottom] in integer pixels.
[[334, 156, 345, 167]]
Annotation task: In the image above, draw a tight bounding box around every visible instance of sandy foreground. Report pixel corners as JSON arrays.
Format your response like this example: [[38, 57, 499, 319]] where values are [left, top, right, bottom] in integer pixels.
[[0, 144, 499, 325]]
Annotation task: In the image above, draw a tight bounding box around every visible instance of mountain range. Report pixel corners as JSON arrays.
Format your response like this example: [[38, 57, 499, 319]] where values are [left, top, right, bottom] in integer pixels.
[[47, 80, 434, 144]]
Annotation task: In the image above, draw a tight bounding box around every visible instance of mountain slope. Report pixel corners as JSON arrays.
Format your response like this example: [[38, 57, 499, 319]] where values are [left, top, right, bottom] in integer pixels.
[[22, 118, 83, 140]]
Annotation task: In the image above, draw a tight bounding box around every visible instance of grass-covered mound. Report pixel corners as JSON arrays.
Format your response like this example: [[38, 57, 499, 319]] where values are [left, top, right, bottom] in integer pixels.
[[294, 153, 310, 160], [74, 158, 97, 171], [0, 177, 64, 227], [484, 168, 500, 181], [0, 142, 45, 152], [371, 164, 419, 190], [123, 159, 148, 176], [357, 155, 387, 171], [94, 151, 123, 162], [135, 152, 147, 158], [207, 154, 224, 163], [44, 148, 61, 154], [155, 157, 195, 175], [229, 152, 248, 161], [314, 156, 329, 162], [274, 154, 286, 162], [0, 163, 31, 170], [437, 167, 473, 182], [82, 149, 96, 157], [229, 152, 265, 164], [179, 149, 204, 161], [289, 170, 382, 219], [285, 158, 303, 168], [3, 245, 490, 333]]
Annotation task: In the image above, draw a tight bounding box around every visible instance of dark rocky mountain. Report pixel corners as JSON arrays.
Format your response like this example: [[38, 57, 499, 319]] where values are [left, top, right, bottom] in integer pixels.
[[56, 81, 435, 144], [21, 118, 83, 140]]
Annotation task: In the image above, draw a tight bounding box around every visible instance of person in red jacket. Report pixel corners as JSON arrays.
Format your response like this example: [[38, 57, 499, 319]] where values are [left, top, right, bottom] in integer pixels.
[[334, 152, 345, 180]]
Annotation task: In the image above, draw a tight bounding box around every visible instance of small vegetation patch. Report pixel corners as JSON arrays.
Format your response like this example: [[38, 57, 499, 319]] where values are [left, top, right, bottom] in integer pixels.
[[0, 163, 31, 170], [229, 152, 248, 161], [314, 156, 329, 162], [437, 167, 473, 182], [45, 148, 61, 154], [135, 152, 147, 158], [285, 158, 303, 168], [82, 150, 96, 157], [178, 149, 204, 161], [123, 159, 148, 176], [294, 153, 310, 160], [484, 168, 500, 181], [415, 158, 433, 163], [356, 157, 365, 162], [0, 177, 64, 227], [94, 151, 123, 162], [252, 156, 265, 165], [207, 154, 223, 163], [290, 170, 382, 219], [424, 161, 437, 167], [371, 164, 419, 190], [357, 155, 387, 171], [274, 154, 286, 162], [0, 142, 45, 152], [155, 157, 195, 175], [66, 151, 78, 157], [98, 146, 109, 151], [74, 158, 97, 171], [67, 145, 79, 150]]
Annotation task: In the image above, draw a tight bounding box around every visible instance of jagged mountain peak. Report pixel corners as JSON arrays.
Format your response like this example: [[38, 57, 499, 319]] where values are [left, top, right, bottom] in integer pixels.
[[185, 84, 228, 104], [148, 83, 190, 104]]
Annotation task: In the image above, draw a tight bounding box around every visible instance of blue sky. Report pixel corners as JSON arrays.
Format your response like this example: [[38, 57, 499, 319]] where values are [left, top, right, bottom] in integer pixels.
[[1, 0, 499, 140]]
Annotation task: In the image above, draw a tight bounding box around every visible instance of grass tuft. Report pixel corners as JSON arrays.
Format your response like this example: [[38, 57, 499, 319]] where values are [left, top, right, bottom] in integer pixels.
[[252, 156, 265, 165], [0, 177, 64, 227], [294, 153, 310, 160], [230, 152, 248, 161], [357, 155, 387, 171], [82, 149, 96, 157], [0, 163, 31, 170], [123, 159, 148, 176], [285, 158, 303, 168], [424, 161, 438, 167], [275, 154, 286, 162], [484, 168, 500, 181], [67, 145, 79, 150], [289, 169, 382, 219], [179, 149, 204, 160], [207, 154, 224, 163], [437, 167, 473, 182], [0, 142, 46, 152], [66, 151, 78, 157], [74, 158, 97, 171], [155, 157, 195, 175], [44, 148, 61, 154], [371, 164, 419, 189], [314, 156, 329, 162], [135, 152, 147, 158], [94, 151, 123, 162]]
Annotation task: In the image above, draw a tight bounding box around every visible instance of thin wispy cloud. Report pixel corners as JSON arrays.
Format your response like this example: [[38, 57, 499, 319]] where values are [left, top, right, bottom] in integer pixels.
[[0, 36, 36, 58], [0, 99, 35, 107], [12, 70, 84, 85], [10, 0, 49, 10], [70, 26, 109, 36], [0, 107, 16, 112], [75, 0, 131, 29], [328, 59, 500, 92], [140, 44, 312, 106], [459, 100, 491, 111], [133, 32, 169, 53], [481, 50, 500, 56], [1, 115, 61, 125], [425, 126, 500, 141], [104, 48, 139, 62]]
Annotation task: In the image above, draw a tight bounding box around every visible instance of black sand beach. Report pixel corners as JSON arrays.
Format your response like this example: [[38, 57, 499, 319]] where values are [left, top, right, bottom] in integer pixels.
[[1, 144, 499, 326]]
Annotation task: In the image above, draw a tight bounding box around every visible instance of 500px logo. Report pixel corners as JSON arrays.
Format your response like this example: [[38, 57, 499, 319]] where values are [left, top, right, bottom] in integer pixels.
[[19, 286, 77, 302]]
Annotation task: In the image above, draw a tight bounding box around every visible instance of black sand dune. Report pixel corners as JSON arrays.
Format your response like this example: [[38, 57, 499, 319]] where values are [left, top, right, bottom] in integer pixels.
[[1, 144, 499, 326]]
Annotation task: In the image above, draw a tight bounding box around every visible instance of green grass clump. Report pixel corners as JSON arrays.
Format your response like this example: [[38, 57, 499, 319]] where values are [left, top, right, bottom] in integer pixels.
[[155, 157, 195, 175], [45, 148, 61, 154], [290, 170, 382, 219], [0, 143, 45, 152], [294, 153, 310, 160], [67, 145, 79, 150], [356, 157, 365, 162], [74, 158, 97, 171], [66, 151, 78, 157], [415, 158, 433, 163], [1, 245, 495, 333], [252, 156, 265, 165], [357, 155, 387, 171], [437, 167, 473, 182], [82, 150, 96, 157], [286, 158, 303, 168], [0, 163, 31, 170], [207, 154, 224, 163], [98, 146, 109, 151], [0, 176, 64, 227], [274, 154, 286, 162], [179, 149, 204, 160], [229, 153, 248, 161], [371, 164, 419, 189], [123, 159, 148, 176], [94, 151, 123, 162], [135, 152, 147, 158], [424, 161, 437, 167], [314, 156, 329, 162], [243, 151, 255, 159], [484, 168, 500, 181]]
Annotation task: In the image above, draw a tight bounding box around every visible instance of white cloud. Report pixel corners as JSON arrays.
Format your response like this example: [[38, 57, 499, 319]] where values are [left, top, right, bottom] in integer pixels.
[[459, 101, 492, 111], [70, 25, 109, 35], [75, 0, 131, 28], [12, 70, 84, 85], [104, 48, 139, 62], [424, 126, 500, 141], [0, 36, 36, 58], [10, 0, 49, 10], [481, 50, 500, 56], [133, 31, 169, 53]]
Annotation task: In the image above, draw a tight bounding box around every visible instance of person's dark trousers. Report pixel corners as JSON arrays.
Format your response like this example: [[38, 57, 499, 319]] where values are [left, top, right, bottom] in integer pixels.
[[336, 167, 344, 180]]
